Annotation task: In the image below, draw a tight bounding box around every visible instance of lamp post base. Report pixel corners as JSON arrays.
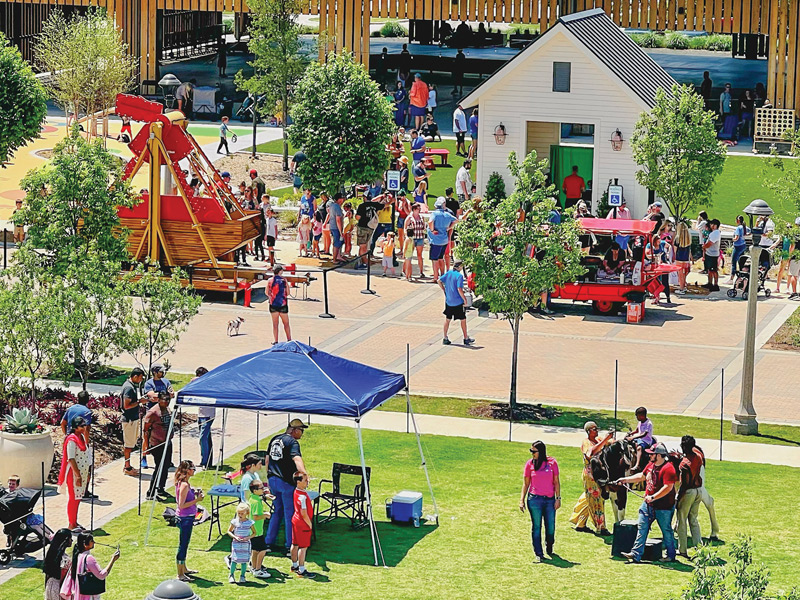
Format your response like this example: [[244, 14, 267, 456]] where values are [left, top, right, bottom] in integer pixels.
[[731, 414, 759, 435]]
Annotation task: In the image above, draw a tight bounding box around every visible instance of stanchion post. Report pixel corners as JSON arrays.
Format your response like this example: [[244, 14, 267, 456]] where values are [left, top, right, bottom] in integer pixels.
[[319, 270, 335, 318], [361, 252, 376, 295], [90, 444, 95, 531], [614, 359, 619, 438], [256, 412, 260, 451], [3, 228, 7, 270], [41, 462, 46, 551], [138, 417, 143, 515], [406, 344, 410, 434], [720, 368, 724, 461]]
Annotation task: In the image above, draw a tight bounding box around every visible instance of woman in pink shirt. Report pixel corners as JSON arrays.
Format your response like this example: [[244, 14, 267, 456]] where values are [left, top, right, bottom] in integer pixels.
[[519, 440, 561, 562]]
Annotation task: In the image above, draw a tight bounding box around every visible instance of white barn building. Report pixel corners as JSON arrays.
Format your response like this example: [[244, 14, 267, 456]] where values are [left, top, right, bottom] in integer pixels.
[[460, 9, 677, 218]]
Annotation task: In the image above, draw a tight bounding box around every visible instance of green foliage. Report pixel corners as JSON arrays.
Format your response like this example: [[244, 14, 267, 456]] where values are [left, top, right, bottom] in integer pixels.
[[379, 20, 409, 37], [288, 52, 394, 194], [484, 171, 506, 202], [704, 34, 733, 51], [630, 32, 664, 48], [763, 128, 800, 214], [2, 407, 41, 434], [16, 126, 138, 274], [118, 264, 202, 376], [665, 32, 690, 49], [631, 85, 726, 222], [0, 34, 48, 165], [676, 536, 794, 600], [279, 190, 303, 206], [236, 0, 306, 166], [34, 7, 137, 135], [596, 189, 611, 218]]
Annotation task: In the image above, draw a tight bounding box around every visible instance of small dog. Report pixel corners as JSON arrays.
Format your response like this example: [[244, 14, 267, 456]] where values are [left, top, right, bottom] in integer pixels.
[[227, 316, 245, 337]]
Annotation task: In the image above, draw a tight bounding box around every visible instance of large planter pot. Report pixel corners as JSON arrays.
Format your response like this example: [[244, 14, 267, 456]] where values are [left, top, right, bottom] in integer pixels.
[[0, 430, 56, 488]]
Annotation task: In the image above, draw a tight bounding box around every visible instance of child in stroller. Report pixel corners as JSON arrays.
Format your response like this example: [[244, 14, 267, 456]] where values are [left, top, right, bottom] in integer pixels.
[[0, 486, 53, 565], [727, 249, 772, 300]]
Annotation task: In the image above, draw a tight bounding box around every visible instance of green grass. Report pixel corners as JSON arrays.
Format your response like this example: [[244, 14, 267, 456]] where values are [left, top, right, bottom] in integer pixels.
[[256, 138, 474, 208], [2, 426, 798, 599], [379, 395, 800, 447], [49, 366, 194, 389]]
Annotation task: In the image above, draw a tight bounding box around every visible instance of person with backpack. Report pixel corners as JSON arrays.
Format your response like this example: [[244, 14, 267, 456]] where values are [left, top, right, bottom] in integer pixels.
[[267, 265, 291, 345], [355, 195, 385, 270]]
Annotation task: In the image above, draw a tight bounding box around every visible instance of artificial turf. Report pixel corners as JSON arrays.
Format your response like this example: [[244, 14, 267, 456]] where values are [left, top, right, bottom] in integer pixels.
[[2, 426, 798, 599]]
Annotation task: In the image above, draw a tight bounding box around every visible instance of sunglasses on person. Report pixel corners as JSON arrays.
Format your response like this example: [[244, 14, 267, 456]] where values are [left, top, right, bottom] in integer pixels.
[[529, 449, 539, 454]]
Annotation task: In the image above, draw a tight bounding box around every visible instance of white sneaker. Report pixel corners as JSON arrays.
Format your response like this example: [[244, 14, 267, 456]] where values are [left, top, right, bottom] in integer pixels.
[[255, 569, 271, 578], [228, 575, 236, 583], [224, 555, 231, 569]]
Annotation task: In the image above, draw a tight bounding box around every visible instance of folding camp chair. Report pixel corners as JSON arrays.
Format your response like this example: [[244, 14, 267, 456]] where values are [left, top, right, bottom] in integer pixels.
[[315, 463, 371, 530]]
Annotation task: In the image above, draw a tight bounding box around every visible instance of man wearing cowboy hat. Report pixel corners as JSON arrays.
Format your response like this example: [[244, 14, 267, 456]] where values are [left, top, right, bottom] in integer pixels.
[[614, 442, 678, 563], [265, 419, 309, 553]]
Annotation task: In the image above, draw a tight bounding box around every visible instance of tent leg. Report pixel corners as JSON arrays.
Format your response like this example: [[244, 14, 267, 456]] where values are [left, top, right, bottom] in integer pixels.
[[356, 420, 385, 567], [211, 409, 228, 489], [144, 409, 178, 547], [406, 399, 439, 524]]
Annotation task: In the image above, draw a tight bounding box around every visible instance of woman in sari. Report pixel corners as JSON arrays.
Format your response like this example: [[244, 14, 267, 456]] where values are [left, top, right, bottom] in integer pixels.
[[569, 421, 613, 536], [58, 416, 92, 531]]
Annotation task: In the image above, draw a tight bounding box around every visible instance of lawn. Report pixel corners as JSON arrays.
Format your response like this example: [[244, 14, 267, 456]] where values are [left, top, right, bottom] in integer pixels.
[[2, 426, 798, 599], [379, 395, 800, 448], [256, 138, 474, 208]]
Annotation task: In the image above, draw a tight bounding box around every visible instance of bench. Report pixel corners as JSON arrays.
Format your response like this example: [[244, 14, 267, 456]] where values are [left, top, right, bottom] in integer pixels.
[[424, 148, 450, 166], [283, 272, 316, 301]]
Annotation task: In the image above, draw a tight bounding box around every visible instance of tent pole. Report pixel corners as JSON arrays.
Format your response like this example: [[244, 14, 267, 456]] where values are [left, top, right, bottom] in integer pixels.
[[406, 343, 410, 434], [145, 408, 178, 547], [407, 399, 439, 524], [256, 412, 260, 452], [356, 420, 384, 567], [212, 408, 228, 489]]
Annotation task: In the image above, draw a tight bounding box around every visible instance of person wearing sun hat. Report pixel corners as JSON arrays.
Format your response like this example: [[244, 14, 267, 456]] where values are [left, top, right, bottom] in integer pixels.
[[615, 442, 678, 563], [428, 197, 457, 283], [569, 421, 613, 536], [264, 419, 309, 553]]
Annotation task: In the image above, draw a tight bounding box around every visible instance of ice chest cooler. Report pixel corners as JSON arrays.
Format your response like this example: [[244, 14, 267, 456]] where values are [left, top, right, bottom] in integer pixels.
[[386, 491, 423, 527]]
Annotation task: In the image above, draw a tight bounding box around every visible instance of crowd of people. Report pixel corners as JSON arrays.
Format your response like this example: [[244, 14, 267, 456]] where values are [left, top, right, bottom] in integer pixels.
[[520, 407, 720, 564]]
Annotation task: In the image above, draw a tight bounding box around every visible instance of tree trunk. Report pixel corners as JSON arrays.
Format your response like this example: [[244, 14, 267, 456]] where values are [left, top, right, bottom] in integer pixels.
[[282, 89, 289, 172], [509, 315, 520, 420]]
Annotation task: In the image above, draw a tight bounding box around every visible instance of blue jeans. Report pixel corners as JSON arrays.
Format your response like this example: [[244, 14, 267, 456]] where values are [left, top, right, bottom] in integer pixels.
[[370, 223, 394, 251], [176, 515, 194, 562], [527, 495, 555, 557], [331, 227, 343, 248], [197, 417, 214, 468], [265, 476, 296, 548], [631, 502, 676, 562], [731, 244, 746, 276]]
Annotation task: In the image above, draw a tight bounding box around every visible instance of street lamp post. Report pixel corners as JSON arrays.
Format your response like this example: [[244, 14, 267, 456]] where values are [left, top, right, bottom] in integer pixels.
[[732, 244, 760, 435]]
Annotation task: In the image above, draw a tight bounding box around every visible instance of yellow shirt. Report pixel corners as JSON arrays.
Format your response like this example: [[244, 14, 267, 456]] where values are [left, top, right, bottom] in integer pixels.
[[377, 204, 393, 224], [382, 240, 395, 256]]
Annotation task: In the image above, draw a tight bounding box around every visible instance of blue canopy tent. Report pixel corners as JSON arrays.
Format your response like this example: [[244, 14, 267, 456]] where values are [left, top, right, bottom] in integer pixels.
[[144, 341, 439, 566]]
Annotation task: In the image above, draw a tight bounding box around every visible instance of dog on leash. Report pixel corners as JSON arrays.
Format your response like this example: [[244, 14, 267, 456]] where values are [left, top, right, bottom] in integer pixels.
[[227, 316, 245, 336]]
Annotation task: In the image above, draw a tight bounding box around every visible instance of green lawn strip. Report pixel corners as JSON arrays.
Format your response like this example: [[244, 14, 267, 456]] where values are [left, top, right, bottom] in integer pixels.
[[256, 138, 473, 208], [51, 367, 194, 390], [3, 426, 798, 599], [378, 395, 800, 447]]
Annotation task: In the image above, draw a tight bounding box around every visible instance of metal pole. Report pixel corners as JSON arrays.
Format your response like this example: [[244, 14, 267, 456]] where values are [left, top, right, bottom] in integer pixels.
[[251, 95, 257, 158], [720, 368, 724, 461], [138, 417, 143, 515], [3, 228, 7, 269], [732, 245, 760, 435], [362, 252, 376, 295], [145, 410, 178, 547], [406, 344, 410, 434], [614, 360, 619, 438], [355, 420, 384, 567], [40, 462, 46, 552], [319, 270, 335, 318], [256, 412, 260, 451], [406, 396, 440, 523], [220, 408, 227, 462], [178, 407, 183, 462], [90, 443, 95, 531]]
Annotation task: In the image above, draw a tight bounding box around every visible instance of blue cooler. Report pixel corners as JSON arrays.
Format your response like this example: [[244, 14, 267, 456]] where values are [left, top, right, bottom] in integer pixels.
[[386, 491, 423, 527]]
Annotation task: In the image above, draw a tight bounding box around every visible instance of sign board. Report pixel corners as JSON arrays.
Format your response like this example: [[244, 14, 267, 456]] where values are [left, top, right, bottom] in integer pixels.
[[386, 170, 401, 191], [608, 185, 624, 207]]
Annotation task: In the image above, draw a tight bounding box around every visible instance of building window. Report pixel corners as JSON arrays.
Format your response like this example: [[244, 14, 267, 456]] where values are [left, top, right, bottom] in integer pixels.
[[553, 62, 571, 93]]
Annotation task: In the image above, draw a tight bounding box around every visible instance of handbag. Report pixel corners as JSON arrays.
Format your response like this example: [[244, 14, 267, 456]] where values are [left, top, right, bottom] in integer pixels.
[[77, 553, 106, 596]]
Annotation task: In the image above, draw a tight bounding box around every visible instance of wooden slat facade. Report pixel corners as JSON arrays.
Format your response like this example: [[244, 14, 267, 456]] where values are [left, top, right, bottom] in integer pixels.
[[1, 0, 800, 107]]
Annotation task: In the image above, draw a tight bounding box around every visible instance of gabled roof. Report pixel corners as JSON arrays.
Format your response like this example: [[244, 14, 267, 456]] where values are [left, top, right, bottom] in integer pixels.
[[460, 9, 677, 110]]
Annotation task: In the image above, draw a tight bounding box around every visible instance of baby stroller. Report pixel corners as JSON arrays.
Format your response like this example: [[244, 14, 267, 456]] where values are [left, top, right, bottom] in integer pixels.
[[0, 487, 53, 565], [727, 250, 772, 300]]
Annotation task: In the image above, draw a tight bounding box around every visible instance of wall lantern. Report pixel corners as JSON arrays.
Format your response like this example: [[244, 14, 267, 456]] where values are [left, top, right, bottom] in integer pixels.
[[610, 128, 624, 151], [494, 123, 507, 145]]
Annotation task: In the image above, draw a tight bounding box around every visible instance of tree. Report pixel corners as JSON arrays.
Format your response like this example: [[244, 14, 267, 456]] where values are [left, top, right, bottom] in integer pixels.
[[236, 0, 306, 170], [288, 52, 394, 193], [456, 151, 584, 415], [35, 7, 137, 138], [484, 172, 506, 204], [16, 125, 138, 275], [119, 264, 201, 375], [0, 34, 48, 166], [763, 128, 800, 214], [631, 84, 726, 223]]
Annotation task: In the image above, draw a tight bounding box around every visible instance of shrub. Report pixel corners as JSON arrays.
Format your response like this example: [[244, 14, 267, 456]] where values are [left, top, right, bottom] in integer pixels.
[[380, 20, 408, 38], [279, 191, 302, 207], [485, 171, 506, 202], [278, 211, 298, 228], [631, 32, 663, 48], [705, 34, 732, 51], [665, 32, 690, 49]]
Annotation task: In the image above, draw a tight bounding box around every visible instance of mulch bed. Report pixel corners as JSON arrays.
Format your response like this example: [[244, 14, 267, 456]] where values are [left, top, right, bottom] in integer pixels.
[[468, 402, 563, 422]]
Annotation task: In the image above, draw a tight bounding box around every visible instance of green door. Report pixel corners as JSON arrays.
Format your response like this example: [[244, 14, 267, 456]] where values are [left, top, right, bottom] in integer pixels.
[[549, 145, 594, 209]]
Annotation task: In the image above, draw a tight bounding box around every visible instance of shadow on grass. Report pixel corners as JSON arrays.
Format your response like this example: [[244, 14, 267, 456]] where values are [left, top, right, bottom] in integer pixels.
[[544, 552, 579, 568], [476, 402, 631, 432], [308, 518, 438, 568], [750, 433, 800, 446]]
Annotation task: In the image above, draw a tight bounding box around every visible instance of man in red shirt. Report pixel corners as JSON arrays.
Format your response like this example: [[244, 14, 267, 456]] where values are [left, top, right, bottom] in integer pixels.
[[676, 435, 705, 557], [615, 443, 678, 563], [562, 165, 586, 209]]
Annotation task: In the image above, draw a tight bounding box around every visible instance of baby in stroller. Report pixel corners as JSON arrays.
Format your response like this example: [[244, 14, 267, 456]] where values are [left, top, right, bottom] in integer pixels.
[[727, 249, 772, 300], [0, 483, 53, 565]]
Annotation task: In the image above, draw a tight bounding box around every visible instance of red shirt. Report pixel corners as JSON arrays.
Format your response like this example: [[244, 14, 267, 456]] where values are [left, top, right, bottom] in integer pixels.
[[292, 488, 313, 525], [644, 460, 677, 510], [679, 449, 704, 490], [563, 174, 585, 199]]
